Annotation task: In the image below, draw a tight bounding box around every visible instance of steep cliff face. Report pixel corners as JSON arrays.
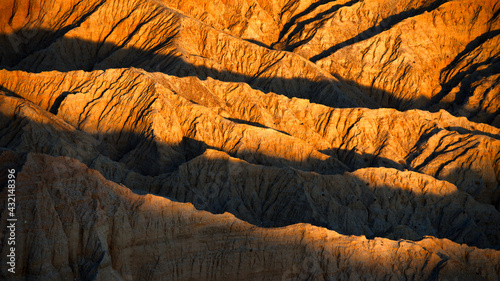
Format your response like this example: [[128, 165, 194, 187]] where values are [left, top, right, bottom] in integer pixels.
[[0, 0, 499, 280]]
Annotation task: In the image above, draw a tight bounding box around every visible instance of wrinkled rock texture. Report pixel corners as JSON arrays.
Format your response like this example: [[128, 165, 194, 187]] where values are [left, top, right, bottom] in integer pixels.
[[0, 0, 499, 280]]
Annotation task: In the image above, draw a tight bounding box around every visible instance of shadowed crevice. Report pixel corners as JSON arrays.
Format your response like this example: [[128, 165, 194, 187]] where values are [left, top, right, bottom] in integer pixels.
[[276, 0, 332, 44], [273, 0, 360, 52], [430, 29, 500, 109], [49, 91, 77, 115]]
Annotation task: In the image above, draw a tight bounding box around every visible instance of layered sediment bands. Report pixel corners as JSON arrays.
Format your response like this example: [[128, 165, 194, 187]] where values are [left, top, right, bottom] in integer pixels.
[[1, 68, 499, 248], [1, 0, 500, 279], [1, 0, 499, 124], [2, 68, 498, 208], [1, 152, 499, 280], [0, 69, 348, 175], [0, 0, 375, 109]]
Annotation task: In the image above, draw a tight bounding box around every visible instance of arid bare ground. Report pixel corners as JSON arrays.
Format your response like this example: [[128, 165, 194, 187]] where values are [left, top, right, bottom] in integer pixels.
[[1, 0, 499, 280]]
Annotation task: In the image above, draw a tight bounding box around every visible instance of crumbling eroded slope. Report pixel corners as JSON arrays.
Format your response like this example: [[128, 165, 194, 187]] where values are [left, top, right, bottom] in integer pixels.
[[194, 0, 500, 127], [160, 149, 500, 248], [1, 69, 499, 210], [0, 0, 375, 108], [0, 0, 500, 279], [1, 0, 499, 126], [1, 152, 499, 280], [1, 68, 499, 249], [309, 0, 500, 125]]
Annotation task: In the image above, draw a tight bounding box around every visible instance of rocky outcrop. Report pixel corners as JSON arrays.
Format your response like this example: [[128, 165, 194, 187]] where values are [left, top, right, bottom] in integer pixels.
[[0, 0, 499, 280]]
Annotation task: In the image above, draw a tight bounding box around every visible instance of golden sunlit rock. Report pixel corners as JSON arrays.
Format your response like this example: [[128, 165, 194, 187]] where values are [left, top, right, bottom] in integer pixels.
[[0, 0, 499, 280]]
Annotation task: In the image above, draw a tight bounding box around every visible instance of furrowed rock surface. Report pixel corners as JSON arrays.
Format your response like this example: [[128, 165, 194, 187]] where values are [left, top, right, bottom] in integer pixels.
[[0, 0, 376, 108], [0, 0, 499, 280], [1, 152, 499, 281], [1, 68, 499, 246], [308, 0, 500, 126], [2, 69, 499, 209], [176, 0, 500, 126], [160, 149, 500, 249]]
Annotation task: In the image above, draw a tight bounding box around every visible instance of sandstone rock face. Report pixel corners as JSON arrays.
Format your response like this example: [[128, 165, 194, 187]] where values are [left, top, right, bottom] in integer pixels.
[[0, 0, 499, 280]]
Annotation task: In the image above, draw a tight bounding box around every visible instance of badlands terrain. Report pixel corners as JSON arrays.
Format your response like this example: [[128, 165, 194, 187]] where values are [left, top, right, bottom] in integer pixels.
[[0, 0, 500, 280]]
